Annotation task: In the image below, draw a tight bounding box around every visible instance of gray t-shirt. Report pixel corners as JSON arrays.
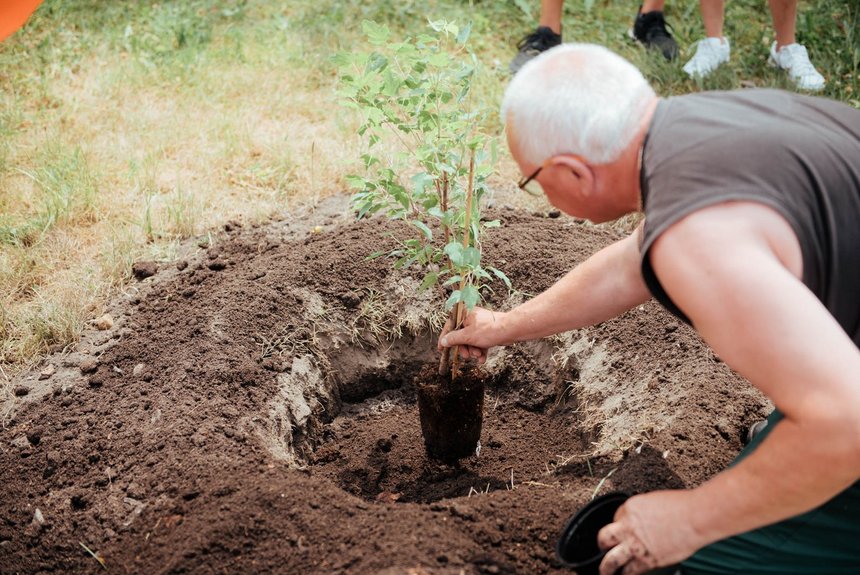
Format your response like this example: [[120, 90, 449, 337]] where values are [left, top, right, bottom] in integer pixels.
[[639, 89, 860, 346]]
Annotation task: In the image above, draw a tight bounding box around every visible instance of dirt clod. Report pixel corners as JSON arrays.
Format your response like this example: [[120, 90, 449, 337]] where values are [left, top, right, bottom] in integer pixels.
[[93, 314, 114, 330], [132, 261, 158, 280], [79, 358, 99, 374], [13, 385, 29, 397]]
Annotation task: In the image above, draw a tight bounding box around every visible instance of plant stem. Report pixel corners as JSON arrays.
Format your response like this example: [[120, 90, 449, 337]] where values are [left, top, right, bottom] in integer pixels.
[[451, 151, 476, 380], [438, 306, 456, 375], [438, 171, 454, 377]]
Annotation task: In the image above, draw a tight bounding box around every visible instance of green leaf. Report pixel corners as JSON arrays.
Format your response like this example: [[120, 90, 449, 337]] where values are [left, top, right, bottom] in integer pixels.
[[411, 172, 435, 194], [363, 20, 391, 45], [428, 52, 450, 67], [331, 52, 352, 68], [462, 246, 481, 268], [456, 22, 472, 45], [461, 284, 480, 309], [412, 221, 433, 240], [442, 274, 462, 287], [444, 242, 465, 267], [483, 219, 501, 228], [445, 289, 462, 310], [345, 175, 367, 190], [394, 254, 417, 269], [419, 271, 438, 291], [490, 267, 512, 289]]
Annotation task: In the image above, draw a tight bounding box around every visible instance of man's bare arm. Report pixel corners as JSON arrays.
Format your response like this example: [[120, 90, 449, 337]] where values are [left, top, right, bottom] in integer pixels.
[[651, 202, 860, 545], [440, 225, 652, 353]]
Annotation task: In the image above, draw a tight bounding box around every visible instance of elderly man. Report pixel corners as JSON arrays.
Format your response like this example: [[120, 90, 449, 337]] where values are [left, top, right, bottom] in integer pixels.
[[439, 44, 860, 574]]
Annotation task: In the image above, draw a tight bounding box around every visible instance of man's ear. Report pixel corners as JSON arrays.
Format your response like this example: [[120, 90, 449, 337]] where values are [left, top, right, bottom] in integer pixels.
[[549, 154, 594, 197]]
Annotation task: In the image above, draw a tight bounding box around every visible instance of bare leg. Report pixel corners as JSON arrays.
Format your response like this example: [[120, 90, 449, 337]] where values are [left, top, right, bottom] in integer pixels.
[[641, 0, 666, 13], [538, 0, 564, 34], [700, 0, 725, 39], [768, 0, 797, 48]]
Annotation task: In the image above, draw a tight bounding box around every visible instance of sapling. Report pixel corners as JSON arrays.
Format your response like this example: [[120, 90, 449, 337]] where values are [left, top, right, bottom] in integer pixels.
[[335, 19, 509, 377], [336, 19, 510, 460]]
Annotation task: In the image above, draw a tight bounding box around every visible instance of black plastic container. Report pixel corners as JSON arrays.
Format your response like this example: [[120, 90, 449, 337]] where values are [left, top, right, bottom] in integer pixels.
[[557, 493, 681, 575], [416, 373, 484, 462], [556, 492, 629, 574]]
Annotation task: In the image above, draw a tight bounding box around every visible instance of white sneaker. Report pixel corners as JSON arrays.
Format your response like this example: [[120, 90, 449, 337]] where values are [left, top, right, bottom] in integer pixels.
[[769, 42, 825, 91], [683, 37, 730, 78]]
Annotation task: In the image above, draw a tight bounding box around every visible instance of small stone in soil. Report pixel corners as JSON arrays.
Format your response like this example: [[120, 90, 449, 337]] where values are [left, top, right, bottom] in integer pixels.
[[39, 364, 56, 380], [79, 358, 99, 374], [93, 314, 114, 330], [13, 385, 29, 397], [132, 261, 158, 280], [176, 260, 188, 271], [208, 260, 227, 271], [548, 209, 561, 218]]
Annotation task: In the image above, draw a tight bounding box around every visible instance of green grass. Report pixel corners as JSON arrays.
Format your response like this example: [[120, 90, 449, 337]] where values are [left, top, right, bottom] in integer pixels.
[[0, 0, 857, 395]]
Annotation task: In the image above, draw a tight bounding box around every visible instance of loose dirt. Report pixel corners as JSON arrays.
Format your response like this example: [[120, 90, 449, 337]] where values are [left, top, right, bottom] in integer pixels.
[[0, 197, 769, 574]]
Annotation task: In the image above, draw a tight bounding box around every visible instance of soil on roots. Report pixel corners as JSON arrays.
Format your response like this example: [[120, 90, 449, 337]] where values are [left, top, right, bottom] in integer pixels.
[[0, 201, 769, 575]]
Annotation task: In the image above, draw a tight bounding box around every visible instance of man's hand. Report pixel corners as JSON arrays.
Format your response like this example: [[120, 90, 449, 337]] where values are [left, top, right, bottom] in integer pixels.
[[597, 490, 705, 575], [437, 307, 510, 364]]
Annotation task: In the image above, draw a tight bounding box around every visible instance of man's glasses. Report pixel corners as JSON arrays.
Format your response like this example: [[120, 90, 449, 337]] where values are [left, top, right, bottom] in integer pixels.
[[517, 164, 545, 197], [516, 155, 586, 197]]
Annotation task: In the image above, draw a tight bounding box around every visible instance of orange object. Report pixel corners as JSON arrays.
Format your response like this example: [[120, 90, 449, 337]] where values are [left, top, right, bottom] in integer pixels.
[[0, 0, 44, 42]]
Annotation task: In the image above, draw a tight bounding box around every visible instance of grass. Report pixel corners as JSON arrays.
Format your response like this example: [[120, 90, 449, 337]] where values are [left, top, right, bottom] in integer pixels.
[[0, 0, 857, 399]]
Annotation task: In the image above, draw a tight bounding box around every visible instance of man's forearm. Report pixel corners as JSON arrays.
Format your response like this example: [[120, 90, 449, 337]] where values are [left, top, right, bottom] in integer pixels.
[[688, 415, 860, 547], [500, 231, 651, 343]]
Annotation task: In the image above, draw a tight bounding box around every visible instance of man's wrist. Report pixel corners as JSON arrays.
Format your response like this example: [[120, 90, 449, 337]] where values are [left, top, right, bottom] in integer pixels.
[[495, 309, 518, 345]]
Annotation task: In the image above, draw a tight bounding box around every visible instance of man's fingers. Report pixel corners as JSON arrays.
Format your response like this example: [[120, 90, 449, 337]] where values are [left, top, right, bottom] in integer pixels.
[[437, 319, 453, 351], [440, 329, 464, 349], [600, 542, 632, 575], [597, 522, 623, 551]]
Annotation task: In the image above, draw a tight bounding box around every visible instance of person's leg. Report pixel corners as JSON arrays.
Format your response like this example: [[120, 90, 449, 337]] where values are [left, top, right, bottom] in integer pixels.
[[768, 0, 796, 49], [509, 0, 564, 73], [700, 0, 725, 39], [641, 0, 665, 13], [766, 0, 825, 90], [683, 0, 730, 78], [538, 0, 564, 35], [631, 0, 678, 60]]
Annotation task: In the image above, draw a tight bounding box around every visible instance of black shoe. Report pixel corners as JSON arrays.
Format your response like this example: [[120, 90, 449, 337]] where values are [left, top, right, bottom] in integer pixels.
[[509, 26, 562, 74], [630, 7, 678, 61]]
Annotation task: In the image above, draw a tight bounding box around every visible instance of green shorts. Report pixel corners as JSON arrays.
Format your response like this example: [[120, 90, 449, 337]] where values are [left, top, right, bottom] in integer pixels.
[[682, 410, 860, 575]]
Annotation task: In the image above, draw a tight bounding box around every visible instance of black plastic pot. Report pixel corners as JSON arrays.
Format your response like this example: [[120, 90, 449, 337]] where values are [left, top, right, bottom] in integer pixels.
[[556, 492, 629, 575], [557, 493, 681, 575], [416, 374, 484, 463]]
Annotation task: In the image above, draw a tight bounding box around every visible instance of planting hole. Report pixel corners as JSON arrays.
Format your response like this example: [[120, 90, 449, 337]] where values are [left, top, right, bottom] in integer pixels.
[[296, 331, 592, 504]]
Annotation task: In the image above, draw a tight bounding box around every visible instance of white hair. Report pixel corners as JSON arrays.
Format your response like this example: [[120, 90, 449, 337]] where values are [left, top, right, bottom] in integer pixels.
[[501, 43, 656, 165]]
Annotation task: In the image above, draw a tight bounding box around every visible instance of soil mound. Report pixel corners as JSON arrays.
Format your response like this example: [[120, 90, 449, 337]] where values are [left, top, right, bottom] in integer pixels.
[[0, 201, 768, 574]]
